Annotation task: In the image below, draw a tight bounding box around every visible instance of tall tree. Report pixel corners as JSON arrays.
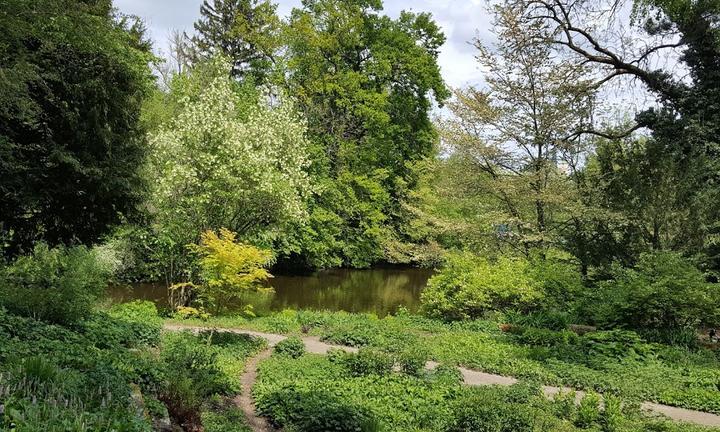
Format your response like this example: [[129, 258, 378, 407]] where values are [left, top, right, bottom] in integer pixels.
[[146, 58, 312, 283], [440, 6, 596, 255], [0, 0, 153, 256], [277, 0, 449, 268], [507, 0, 720, 269], [192, 0, 281, 82]]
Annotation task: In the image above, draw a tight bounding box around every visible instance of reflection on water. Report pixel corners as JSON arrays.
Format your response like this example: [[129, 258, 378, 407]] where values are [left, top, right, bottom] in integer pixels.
[[108, 267, 434, 317]]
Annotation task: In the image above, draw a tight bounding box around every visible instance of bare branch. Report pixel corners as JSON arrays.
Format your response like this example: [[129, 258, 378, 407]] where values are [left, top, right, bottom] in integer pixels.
[[562, 123, 644, 141]]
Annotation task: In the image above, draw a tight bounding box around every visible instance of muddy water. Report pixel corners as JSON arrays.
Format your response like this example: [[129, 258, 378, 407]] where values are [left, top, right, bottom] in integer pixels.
[[108, 267, 433, 317]]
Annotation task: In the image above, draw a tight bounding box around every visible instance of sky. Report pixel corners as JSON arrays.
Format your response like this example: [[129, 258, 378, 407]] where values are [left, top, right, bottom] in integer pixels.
[[114, 0, 494, 89]]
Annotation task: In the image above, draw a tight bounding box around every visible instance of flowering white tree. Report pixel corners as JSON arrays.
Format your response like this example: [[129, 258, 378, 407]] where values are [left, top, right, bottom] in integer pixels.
[[147, 58, 311, 281]]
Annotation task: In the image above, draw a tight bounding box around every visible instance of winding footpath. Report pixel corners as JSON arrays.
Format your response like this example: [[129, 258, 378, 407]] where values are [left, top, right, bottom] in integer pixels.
[[235, 348, 274, 432], [164, 323, 720, 429]]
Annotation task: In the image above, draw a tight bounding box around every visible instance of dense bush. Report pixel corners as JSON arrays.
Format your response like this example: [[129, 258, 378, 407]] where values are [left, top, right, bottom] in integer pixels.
[[333, 348, 395, 377], [256, 385, 380, 432], [159, 332, 234, 427], [274, 336, 306, 358], [446, 387, 539, 432], [584, 252, 720, 331], [191, 228, 274, 315], [528, 254, 584, 309], [82, 301, 163, 349], [420, 252, 545, 320], [319, 316, 383, 346], [0, 243, 117, 325], [395, 345, 429, 376]]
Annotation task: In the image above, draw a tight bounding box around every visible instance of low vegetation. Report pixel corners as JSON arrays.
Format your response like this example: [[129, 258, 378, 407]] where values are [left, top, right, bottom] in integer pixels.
[[0, 300, 264, 431], [253, 350, 716, 431], [175, 309, 720, 415]]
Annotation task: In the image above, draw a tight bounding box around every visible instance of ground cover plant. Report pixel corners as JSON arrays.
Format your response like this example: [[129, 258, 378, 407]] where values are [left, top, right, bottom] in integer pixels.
[[253, 348, 719, 432], [0, 301, 265, 432], [172, 309, 720, 415], [5, 0, 720, 429], [0, 303, 162, 431]]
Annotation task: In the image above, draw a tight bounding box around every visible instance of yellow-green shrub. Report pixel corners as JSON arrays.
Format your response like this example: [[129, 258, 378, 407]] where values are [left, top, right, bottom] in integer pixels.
[[420, 252, 544, 320], [190, 228, 273, 314]]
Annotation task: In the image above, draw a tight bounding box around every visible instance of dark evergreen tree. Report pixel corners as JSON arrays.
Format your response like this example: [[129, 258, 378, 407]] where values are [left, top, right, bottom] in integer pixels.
[[0, 0, 153, 255], [192, 0, 281, 82]]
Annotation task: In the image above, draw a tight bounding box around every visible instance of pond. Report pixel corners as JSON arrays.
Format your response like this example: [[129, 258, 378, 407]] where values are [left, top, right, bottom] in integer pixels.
[[108, 267, 434, 317]]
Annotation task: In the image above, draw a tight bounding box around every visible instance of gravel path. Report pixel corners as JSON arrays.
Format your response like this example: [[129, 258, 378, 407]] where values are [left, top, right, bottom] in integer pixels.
[[164, 323, 720, 428]]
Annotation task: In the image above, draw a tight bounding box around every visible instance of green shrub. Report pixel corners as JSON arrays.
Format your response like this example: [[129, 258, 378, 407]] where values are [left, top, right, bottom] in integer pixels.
[[396, 346, 429, 376], [336, 348, 395, 377], [83, 301, 162, 349], [601, 394, 625, 432], [320, 319, 381, 346], [256, 385, 380, 432], [580, 330, 654, 362], [160, 332, 233, 426], [551, 391, 578, 421], [528, 254, 584, 309], [575, 393, 601, 428], [0, 243, 117, 325], [274, 336, 306, 358], [446, 387, 537, 432], [420, 252, 544, 321], [505, 381, 544, 404], [585, 252, 720, 332], [110, 301, 163, 345], [190, 228, 274, 315], [642, 327, 699, 349], [429, 364, 465, 386]]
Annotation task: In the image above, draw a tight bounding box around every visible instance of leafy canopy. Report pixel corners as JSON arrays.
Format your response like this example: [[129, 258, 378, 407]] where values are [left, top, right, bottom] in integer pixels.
[[143, 57, 311, 282], [421, 252, 545, 321], [273, 0, 449, 269], [0, 0, 153, 255]]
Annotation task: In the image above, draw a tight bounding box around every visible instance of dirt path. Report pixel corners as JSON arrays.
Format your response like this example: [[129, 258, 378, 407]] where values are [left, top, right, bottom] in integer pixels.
[[164, 323, 720, 428], [234, 349, 274, 432]]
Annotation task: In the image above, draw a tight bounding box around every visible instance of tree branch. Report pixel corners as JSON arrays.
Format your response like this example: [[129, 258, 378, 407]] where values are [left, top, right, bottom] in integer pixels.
[[562, 123, 644, 141]]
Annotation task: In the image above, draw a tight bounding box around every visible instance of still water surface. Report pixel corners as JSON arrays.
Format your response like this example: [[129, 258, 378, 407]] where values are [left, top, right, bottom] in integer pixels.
[[109, 267, 434, 317]]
